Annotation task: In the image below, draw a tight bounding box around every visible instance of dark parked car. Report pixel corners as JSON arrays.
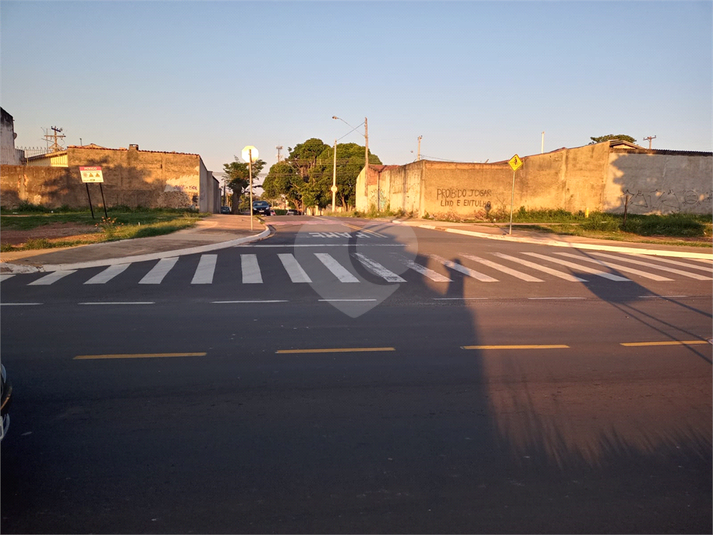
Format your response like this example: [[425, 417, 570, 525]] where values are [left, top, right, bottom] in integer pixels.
[[252, 201, 271, 215], [1, 364, 11, 441], [220, 206, 231, 214]]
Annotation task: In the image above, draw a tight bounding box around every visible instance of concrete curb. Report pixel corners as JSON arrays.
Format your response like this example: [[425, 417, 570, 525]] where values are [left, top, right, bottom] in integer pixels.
[[0, 227, 272, 274], [391, 220, 713, 260]]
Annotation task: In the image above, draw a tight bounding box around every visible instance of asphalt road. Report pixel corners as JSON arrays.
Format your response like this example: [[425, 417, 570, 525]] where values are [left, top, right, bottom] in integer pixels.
[[2, 217, 711, 533]]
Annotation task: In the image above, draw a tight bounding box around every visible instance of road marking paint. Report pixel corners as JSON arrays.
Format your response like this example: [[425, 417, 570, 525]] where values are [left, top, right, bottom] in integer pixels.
[[554, 252, 673, 281], [241, 254, 263, 284], [492, 253, 586, 282], [84, 263, 131, 285], [314, 253, 360, 283], [235, 244, 405, 247], [276, 347, 395, 354], [419, 224, 437, 229], [620, 254, 713, 272], [278, 253, 312, 283], [429, 254, 498, 282], [191, 254, 217, 284], [140, 257, 179, 284], [461, 254, 544, 282], [461, 344, 570, 350], [588, 252, 712, 280], [620, 340, 710, 347], [639, 295, 689, 299], [528, 297, 586, 300], [353, 253, 406, 283], [212, 300, 288, 304], [74, 352, 207, 360], [433, 297, 489, 300], [394, 257, 451, 281], [0, 275, 15, 282], [318, 298, 377, 302], [78, 301, 155, 305], [0, 302, 42, 306], [523, 252, 630, 281], [28, 270, 77, 286]]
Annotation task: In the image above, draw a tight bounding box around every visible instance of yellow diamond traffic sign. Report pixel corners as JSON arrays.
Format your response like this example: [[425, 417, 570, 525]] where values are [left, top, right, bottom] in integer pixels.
[[508, 154, 523, 172]]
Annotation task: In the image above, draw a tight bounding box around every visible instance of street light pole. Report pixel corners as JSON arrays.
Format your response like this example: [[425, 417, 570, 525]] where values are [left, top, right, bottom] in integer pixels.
[[248, 149, 253, 231], [332, 139, 337, 212]]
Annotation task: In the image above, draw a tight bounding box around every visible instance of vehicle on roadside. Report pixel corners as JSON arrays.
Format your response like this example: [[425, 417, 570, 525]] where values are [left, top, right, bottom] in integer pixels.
[[252, 201, 271, 215], [220, 206, 231, 214], [286, 209, 299, 215], [1, 364, 12, 441]]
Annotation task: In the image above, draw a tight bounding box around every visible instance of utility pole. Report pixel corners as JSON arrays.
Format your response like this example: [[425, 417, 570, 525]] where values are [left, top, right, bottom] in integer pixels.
[[44, 126, 66, 153], [417, 135, 422, 161], [541, 131, 545, 154], [644, 135, 656, 149], [276, 145, 283, 162]]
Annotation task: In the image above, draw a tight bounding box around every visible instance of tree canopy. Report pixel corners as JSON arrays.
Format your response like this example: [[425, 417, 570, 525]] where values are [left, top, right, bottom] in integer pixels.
[[589, 134, 637, 144], [262, 138, 382, 211], [222, 157, 266, 212]]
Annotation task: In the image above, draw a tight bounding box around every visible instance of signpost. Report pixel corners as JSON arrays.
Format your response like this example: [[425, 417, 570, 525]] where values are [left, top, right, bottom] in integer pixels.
[[241, 146, 259, 231], [79, 166, 109, 219], [507, 155, 523, 235]]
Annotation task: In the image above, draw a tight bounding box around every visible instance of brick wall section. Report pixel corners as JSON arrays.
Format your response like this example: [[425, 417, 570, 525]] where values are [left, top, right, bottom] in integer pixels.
[[1, 145, 220, 211]]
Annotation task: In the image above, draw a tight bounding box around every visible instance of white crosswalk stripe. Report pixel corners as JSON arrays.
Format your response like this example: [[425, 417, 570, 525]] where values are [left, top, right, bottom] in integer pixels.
[[241, 254, 263, 284], [461, 254, 544, 282], [429, 254, 498, 282], [391, 254, 451, 282], [554, 252, 673, 282], [588, 252, 712, 281], [84, 264, 131, 285], [492, 253, 587, 282], [278, 253, 312, 283], [28, 270, 77, 286], [523, 253, 630, 281], [140, 257, 179, 284], [314, 253, 359, 283], [192, 254, 218, 284], [628, 255, 712, 272], [353, 253, 406, 283], [5, 250, 711, 288]]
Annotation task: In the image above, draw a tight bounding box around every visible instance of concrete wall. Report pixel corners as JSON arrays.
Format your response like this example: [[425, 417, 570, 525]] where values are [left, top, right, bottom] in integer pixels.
[[1, 145, 219, 212], [603, 148, 712, 214], [357, 142, 712, 218]]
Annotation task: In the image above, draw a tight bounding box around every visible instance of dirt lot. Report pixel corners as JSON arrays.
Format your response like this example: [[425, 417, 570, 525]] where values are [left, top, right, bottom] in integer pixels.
[[1, 222, 102, 247]]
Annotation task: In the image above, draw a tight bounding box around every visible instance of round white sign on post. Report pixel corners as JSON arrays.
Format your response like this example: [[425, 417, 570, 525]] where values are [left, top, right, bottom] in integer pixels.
[[241, 146, 259, 163]]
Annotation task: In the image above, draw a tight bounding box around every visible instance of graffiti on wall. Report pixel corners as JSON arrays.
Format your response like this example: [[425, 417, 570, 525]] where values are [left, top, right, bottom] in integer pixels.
[[436, 188, 493, 208], [623, 188, 712, 213]]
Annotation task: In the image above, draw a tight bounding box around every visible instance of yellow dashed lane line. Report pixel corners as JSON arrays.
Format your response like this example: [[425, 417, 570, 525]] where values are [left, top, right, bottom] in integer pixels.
[[74, 352, 207, 360]]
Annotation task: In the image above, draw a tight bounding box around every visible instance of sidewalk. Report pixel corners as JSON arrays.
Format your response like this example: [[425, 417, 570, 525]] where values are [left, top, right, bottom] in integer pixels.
[[0, 215, 270, 273], [390, 218, 713, 260]]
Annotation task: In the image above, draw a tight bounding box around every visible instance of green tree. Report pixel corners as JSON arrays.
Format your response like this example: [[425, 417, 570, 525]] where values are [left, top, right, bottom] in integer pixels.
[[262, 161, 303, 210], [589, 134, 637, 145], [264, 138, 382, 212], [223, 157, 266, 213]]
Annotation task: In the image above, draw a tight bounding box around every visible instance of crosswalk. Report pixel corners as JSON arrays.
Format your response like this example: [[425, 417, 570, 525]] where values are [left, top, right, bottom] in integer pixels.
[[2, 250, 711, 288]]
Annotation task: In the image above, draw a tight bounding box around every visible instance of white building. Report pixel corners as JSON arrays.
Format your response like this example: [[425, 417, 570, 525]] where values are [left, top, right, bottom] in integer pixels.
[[0, 108, 23, 165]]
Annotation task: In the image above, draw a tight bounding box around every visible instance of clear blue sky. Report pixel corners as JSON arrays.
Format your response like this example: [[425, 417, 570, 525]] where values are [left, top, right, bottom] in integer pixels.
[[2, 0, 711, 180]]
